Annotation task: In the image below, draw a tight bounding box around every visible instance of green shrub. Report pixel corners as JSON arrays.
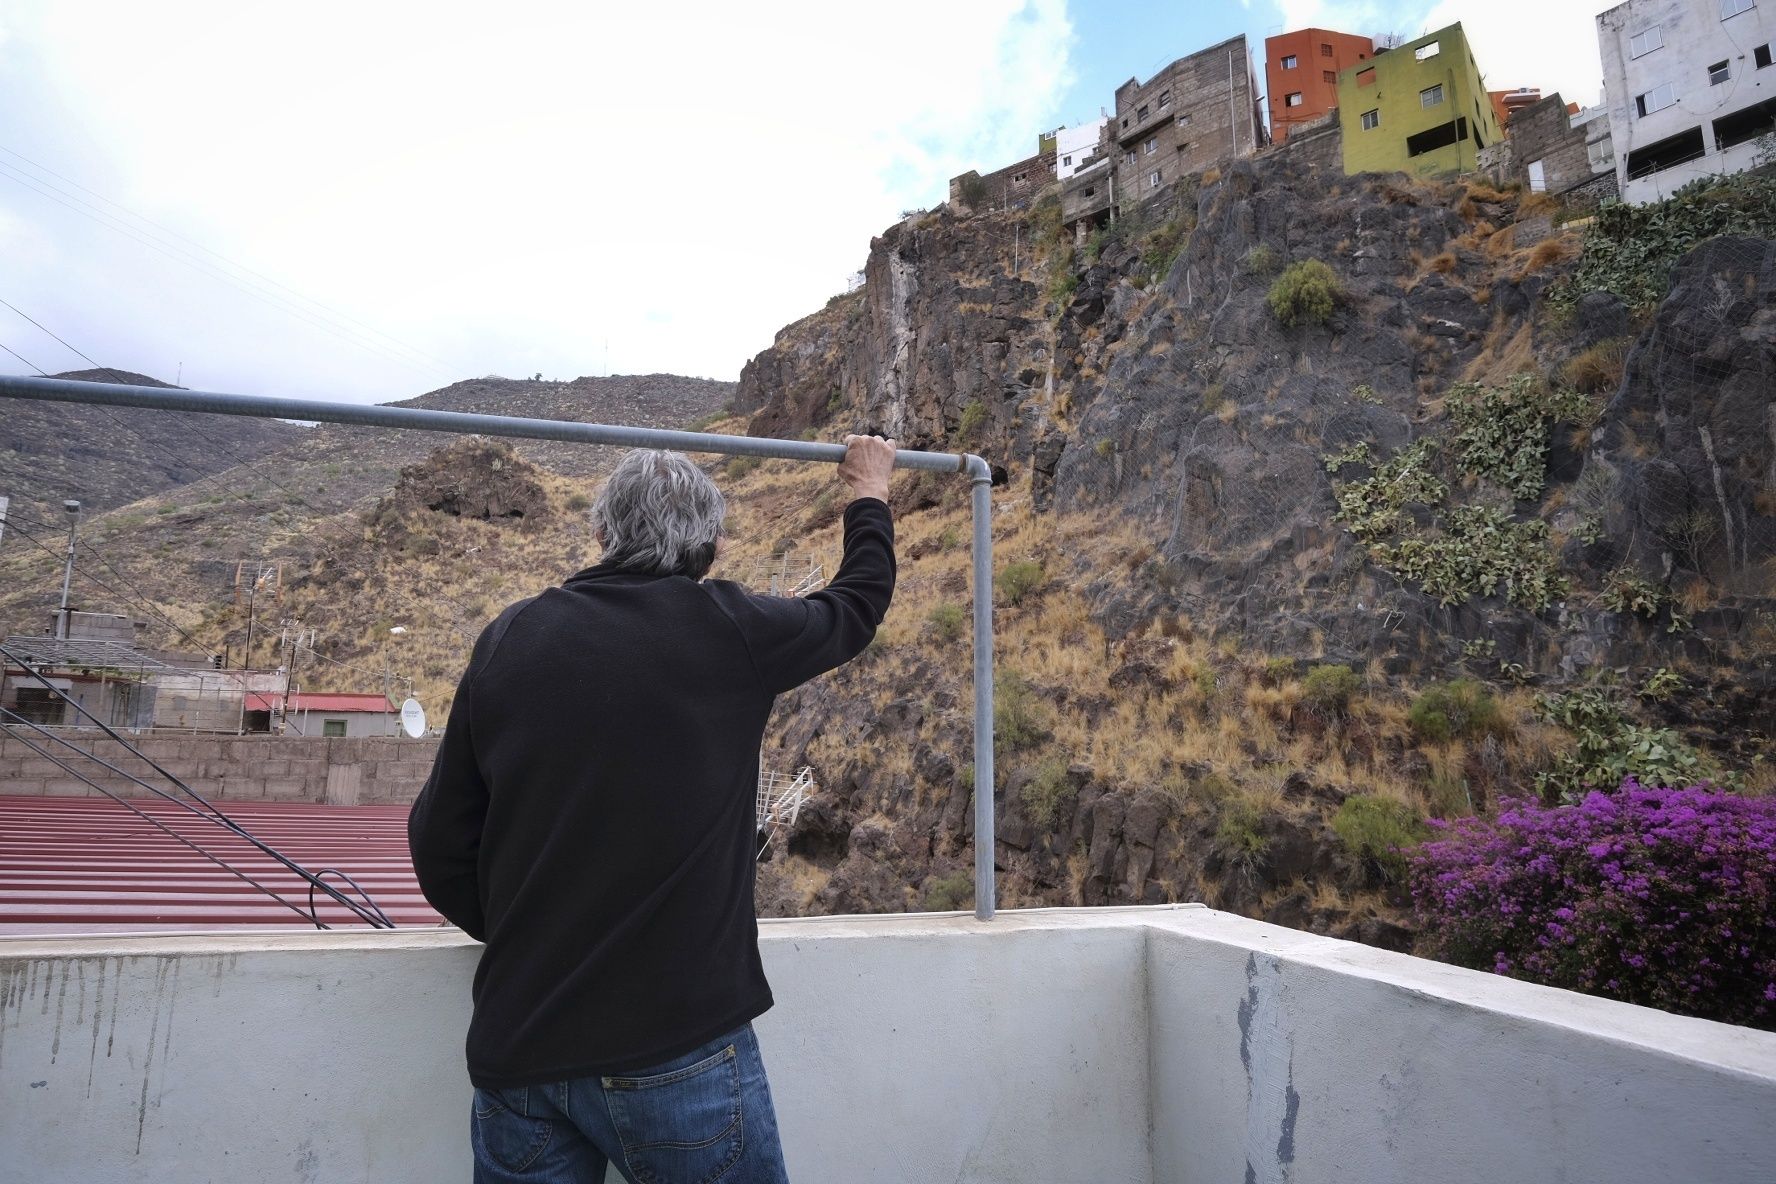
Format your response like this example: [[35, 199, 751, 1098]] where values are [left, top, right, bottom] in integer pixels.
[[1334, 794, 1428, 881], [958, 400, 987, 441], [1214, 796, 1270, 871], [996, 560, 1044, 606], [1372, 505, 1570, 612], [923, 871, 974, 912], [1302, 664, 1362, 716], [1553, 172, 1776, 313], [725, 455, 762, 479], [1094, 438, 1115, 458], [1533, 687, 1711, 803], [928, 603, 967, 644], [1266, 259, 1341, 327], [1243, 244, 1281, 274], [995, 671, 1045, 753], [1020, 758, 1075, 830], [1262, 656, 1296, 686], [565, 492, 591, 512], [1408, 679, 1508, 743]]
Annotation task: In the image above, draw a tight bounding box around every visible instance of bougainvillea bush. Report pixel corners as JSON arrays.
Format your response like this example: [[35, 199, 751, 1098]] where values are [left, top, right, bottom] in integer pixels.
[[1409, 781, 1776, 1029]]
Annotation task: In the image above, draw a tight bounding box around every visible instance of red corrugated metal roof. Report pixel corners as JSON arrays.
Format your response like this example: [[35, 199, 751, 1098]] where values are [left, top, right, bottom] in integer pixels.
[[288, 693, 393, 714], [0, 794, 442, 933], [240, 692, 393, 714]]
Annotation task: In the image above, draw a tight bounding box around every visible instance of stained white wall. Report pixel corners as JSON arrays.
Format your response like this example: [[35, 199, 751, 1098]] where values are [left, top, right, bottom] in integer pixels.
[[1598, 0, 1776, 203], [2, 908, 1774, 1184], [1055, 119, 1109, 179]]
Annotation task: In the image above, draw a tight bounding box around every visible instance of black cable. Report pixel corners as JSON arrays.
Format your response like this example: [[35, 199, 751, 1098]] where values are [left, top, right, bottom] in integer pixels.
[[0, 512, 210, 652], [0, 641, 391, 926], [0, 168, 453, 381], [1, 338, 47, 373], [0, 142, 461, 376], [0, 709, 327, 927], [307, 868, 394, 929]]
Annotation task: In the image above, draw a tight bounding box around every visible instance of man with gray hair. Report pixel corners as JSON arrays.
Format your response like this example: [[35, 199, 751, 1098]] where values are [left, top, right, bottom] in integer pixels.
[[410, 434, 897, 1183]]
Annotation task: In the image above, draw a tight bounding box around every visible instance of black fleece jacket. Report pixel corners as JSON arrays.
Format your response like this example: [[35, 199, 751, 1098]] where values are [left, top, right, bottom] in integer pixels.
[[408, 497, 894, 1087]]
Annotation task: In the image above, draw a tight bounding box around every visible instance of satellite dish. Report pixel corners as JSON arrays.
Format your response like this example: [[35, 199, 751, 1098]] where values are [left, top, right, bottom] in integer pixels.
[[400, 698, 427, 738]]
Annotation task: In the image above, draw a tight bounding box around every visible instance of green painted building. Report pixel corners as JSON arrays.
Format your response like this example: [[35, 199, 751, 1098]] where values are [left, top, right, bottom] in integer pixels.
[[1337, 23, 1502, 178]]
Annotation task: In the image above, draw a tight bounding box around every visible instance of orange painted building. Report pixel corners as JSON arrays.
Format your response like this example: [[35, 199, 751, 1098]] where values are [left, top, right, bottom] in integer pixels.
[[1265, 28, 1375, 142]]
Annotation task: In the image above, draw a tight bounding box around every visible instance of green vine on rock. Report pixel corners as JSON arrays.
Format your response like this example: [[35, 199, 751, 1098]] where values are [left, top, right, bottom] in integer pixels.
[[1374, 505, 1570, 611]]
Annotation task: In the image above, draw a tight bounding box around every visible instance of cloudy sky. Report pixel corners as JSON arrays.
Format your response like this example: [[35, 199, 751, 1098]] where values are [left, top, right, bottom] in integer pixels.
[[0, 1, 1604, 405]]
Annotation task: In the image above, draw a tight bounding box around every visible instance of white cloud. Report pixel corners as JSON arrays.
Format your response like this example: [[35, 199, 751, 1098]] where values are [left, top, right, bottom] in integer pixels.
[[0, 1, 1073, 400]]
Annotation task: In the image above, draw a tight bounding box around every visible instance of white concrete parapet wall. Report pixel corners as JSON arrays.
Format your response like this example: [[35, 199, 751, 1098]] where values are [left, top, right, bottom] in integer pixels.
[[1, 907, 1773, 1183]]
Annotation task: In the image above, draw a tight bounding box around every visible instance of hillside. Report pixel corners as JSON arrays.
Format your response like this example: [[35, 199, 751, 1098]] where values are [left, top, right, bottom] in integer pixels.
[[0, 373, 733, 673], [2, 152, 1771, 952], [0, 369, 302, 524], [728, 156, 1776, 938]]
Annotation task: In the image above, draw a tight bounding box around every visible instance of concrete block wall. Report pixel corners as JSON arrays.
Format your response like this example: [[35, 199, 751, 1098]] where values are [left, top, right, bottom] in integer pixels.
[[0, 733, 440, 804]]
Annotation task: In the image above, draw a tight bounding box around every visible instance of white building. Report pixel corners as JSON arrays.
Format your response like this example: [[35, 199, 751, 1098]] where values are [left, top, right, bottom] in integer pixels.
[[1054, 117, 1109, 179], [1597, 0, 1776, 204]]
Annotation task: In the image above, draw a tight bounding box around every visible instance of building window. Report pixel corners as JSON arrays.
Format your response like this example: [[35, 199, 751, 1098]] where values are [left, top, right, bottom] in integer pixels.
[[322, 719, 347, 737], [1137, 104, 1150, 121], [1626, 126, 1706, 177], [1176, 112, 1191, 127], [1282, 54, 1298, 69], [1757, 43, 1773, 67], [1635, 82, 1677, 117], [1083, 186, 1096, 197], [1148, 170, 1162, 188], [1013, 172, 1027, 183], [1123, 150, 1137, 164], [1144, 136, 1158, 154], [1356, 66, 1376, 86], [1158, 90, 1171, 109], [1406, 117, 1470, 157], [1421, 84, 1444, 107], [1361, 108, 1380, 130], [1286, 92, 1304, 107], [1721, 0, 1755, 18], [1708, 60, 1731, 85], [1321, 43, 1333, 56], [1527, 159, 1547, 192], [1629, 26, 1663, 57], [1415, 40, 1441, 61], [1323, 70, 1337, 84], [1063, 154, 1072, 166], [1714, 94, 1776, 147], [1176, 141, 1190, 153]]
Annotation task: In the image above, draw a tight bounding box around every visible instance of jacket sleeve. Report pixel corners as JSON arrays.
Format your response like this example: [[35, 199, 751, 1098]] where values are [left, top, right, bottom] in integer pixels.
[[710, 497, 896, 695], [407, 605, 526, 941]]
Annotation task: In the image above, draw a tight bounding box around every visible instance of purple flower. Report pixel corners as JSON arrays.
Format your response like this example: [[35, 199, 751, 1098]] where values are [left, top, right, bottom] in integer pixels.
[[1410, 780, 1776, 1031]]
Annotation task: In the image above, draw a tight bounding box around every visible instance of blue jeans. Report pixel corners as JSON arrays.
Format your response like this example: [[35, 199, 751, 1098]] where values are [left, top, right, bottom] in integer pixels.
[[470, 1024, 789, 1184]]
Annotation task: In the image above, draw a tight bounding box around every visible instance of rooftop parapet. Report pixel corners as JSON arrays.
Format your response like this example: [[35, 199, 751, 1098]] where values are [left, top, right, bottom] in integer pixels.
[[3, 906, 1773, 1182]]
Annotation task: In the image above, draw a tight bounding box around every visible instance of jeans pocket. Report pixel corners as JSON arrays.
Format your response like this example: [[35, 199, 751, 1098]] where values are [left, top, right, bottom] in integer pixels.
[[472, 1086, 553, 1174], [604, 1045, 744, 1184]]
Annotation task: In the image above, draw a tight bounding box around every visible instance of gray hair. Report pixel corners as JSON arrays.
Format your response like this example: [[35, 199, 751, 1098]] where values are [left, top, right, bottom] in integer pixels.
[[590, 449, 727, 579]]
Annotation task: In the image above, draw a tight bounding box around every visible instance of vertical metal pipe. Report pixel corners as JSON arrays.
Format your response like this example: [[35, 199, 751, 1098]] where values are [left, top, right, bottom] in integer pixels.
[[969, 466, 996, 921]]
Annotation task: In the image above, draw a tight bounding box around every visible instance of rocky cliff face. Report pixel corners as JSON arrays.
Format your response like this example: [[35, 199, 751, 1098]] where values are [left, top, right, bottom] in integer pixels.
[[738, 150, 1776, 934], [742, 153, 1775, 688]]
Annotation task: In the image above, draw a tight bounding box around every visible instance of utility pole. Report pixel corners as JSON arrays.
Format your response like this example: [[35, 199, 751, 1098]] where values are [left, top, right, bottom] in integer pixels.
[[55, 499, 81, 639], [0, 495, 10, 548]]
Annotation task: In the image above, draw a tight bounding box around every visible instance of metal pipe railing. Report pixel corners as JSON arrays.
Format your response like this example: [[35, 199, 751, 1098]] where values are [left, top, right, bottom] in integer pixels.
[[0, 373, 999, 920]]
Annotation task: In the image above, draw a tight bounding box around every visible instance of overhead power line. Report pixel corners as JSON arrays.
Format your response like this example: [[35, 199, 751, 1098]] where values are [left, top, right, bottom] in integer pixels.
[[0, 143, 461, 376], [0, 152, 457, 381]]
